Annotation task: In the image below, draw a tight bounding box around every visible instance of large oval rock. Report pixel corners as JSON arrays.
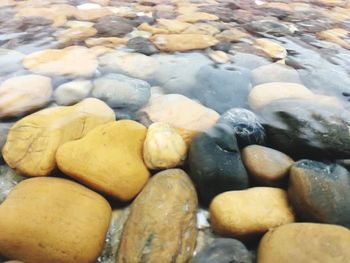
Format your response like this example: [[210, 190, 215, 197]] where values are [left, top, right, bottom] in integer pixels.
[[92, 73, 151, 111], [289, 160, 350, 227], [0, 177, 111, 263], [56, 120, 149, 201], [0, 75, 52, 119], [3, 98, 115, 177], [258, 99, 350, 159], [210, 187, 295, 239], [257, 223, 350, 263], [116, 169, 198, 263], [218, 108, 266, 147], [143, 122, 187, 170], [191, 238, 253, 263], [188, 124, 249, 205]]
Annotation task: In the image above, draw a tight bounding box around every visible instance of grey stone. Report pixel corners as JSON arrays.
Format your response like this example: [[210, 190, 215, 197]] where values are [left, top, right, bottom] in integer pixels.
[[0, 165, 25, 204], [54, 80, 92, 106]]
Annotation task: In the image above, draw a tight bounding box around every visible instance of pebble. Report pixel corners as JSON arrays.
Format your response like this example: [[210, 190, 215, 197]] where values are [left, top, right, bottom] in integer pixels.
[[0, 177, 111, 263], [54, 80, 93, 106], [0, 74, 52, 118], [143, 122, 187, 170], [210, 187, 295, 239], [3, 98, 115, 177], [56, 120, 149, 201], [92, 73, 151, 111]]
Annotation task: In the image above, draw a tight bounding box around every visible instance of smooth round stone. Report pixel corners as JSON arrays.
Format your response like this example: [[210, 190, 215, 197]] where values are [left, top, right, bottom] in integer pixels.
[[150, 34, 218, 52], [210, 187, 295, 239], [3, 98, 115, 177], [257, 223, 350, 263], [252, 63, 302, 86], [116, 169, 197, 263], [0, 177, 111, 263], [151, 52, 212, 95], [193, 64, 252, 114], [259, 99, 350, 159], [289, 160, 350, 227], [126, 37, 159, 55], [242, 145, 293, 186], [218, 108, 266, 147], [143, 122, 187, 170], [94, 15, 134, 37], [23, 46, 98, 77], [56, 120, 150, 201], [92, 73, 151, 111], [248, 82, 314, 110], [0, 74, 52, 118], [54, 80, 93, 106], [99, 51, 159, 80], [191, 238, 253, 263], [188, 124, 249, 205], [0, 165, 25, 204]]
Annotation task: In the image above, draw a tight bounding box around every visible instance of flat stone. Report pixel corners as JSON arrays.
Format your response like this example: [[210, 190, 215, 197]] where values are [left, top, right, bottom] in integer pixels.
[[57, 26, 97, 47], [0, 177, 111, 263], [117, 169, 197, 263], [56, 120, 149, 201], [3, 98, 115, 177], [0, 74, 52, 118]]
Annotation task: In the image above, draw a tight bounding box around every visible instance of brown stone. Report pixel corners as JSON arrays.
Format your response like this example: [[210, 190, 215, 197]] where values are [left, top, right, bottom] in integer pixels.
[[117, 169, 198, 263]]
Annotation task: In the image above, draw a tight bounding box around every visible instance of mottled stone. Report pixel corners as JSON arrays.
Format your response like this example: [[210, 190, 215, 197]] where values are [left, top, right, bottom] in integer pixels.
[[117, 169, 197, 263]]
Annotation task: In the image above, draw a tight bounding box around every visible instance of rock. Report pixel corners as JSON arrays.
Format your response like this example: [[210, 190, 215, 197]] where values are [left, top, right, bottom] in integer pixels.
[[258, 99, 350, 159], [188, 124, 249, 205], [65, 20, 94, 29], [242, 145, 293, 186], [0, 177, 111, 263], [117, 169, 197, 263], [156, 18, 191, 33], [73, 8, 114, 21], [0, 49, 25, 76], [56, 120, 149, 201], [99, 51, 159, 80], [252, 63, 302, 86], [57, 26, 97, 47], [3, 98, 115, 177], [255, 38, 287, 59], [0, 122, 12, 158], [193, 64, 251, 113], [218, 108, 266, 147], [97, 208, 130, 263], [23, 46, 98, 77], [289, 160, 350, 227], [244, 19, 294, 36], [215, 28, 250, 43], [143, 122, 187, 170], [257, 223, 350, 263], [183, 23, 220, 35], [177, 12, 219, 23], [230, 52, 270, 70], [191, 238, 253, 263], [85, 37, 128, 48], [92, 73, 151, 111], [248, 82, 314, 110], [207, 50, 230, 64], [54, 80, 93, 106], [151, 52, 212, 95], [0, 165, 25, 204], [317, 28, 350, 49], [150, 34, 218, 52], [0, 75, 52, 118], [210, 187, 295, 239], [126, 37, 159, 55], [94, 16, 134, 37], [139, 94, 219, 143]]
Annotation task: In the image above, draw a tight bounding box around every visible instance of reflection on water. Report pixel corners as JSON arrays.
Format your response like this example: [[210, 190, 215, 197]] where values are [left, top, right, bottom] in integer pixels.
[[0, 0, 350, 263]]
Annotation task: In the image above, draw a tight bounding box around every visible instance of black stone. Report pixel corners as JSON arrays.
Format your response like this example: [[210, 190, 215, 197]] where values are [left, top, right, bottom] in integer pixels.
[[191, 238, 253, 263], [188, 124, 249, 205], [289, 160, 350, 227], [218, 108, 265, 148], [258, 99, 350, 159]]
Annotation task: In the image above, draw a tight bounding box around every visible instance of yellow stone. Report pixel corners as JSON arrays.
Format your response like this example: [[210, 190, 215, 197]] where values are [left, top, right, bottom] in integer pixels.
[[15, 7, 66, 27], [23, 46, 98, 77], [210, 187, 295, 239], [2, 98, 115, 177], [0, 177, 111, 263], [215, 28, 250, 42], [157, 19, 191, 33], [64, 20, 94, 29], [58, 27, 97, 47], [177, 12, 219, 23], [143, 122, 187, 170], [317, 28, 350, 49], [255, 38, 287, 59], [85, 37, 128, 48], [151, 34, 218, 52], [138, 23, 169, 34], [183, 23, 220, 35], [73, 7, 113, 21], [56, 120, 149, 201]]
